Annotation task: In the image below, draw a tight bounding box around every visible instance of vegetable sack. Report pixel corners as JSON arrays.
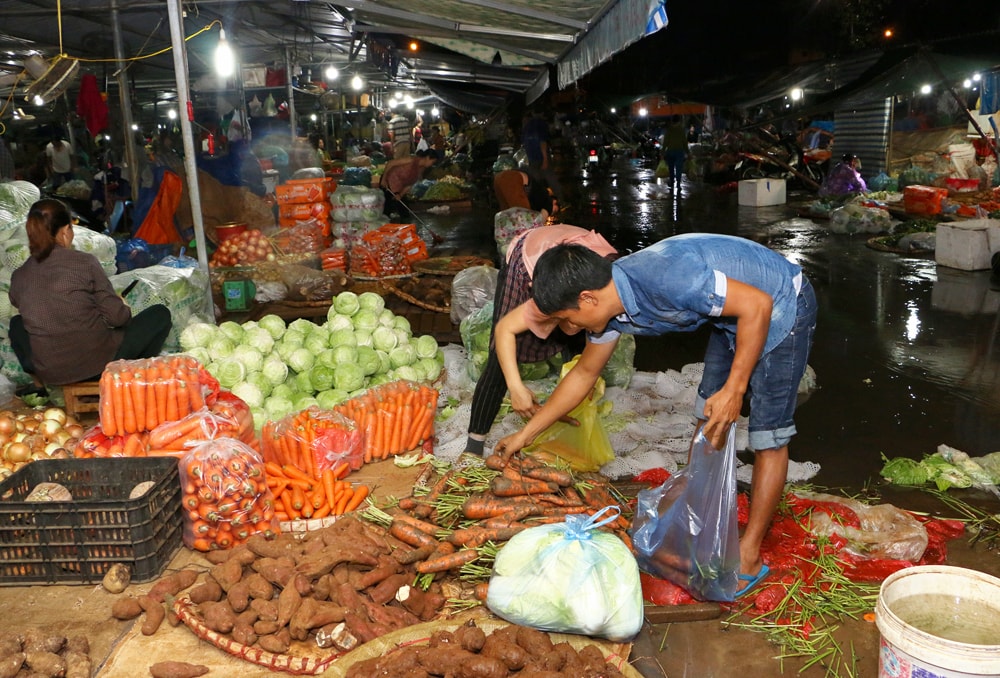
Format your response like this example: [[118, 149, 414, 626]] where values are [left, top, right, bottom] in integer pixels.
[[486, 507, 643, 641]]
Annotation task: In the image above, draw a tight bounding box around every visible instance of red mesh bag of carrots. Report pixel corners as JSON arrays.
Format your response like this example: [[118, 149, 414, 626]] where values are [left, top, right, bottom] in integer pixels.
[[331, 380, 438, 464], [148, 391, 259, 457], [99, 356, 220, 437], [260, 406, 365, 477], [73, 426, 149, 458], [179, 438, 279, 551]]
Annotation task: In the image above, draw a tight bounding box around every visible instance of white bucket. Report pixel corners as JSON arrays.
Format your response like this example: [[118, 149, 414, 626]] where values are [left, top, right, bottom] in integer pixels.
[[876, 565, 1000, 678]]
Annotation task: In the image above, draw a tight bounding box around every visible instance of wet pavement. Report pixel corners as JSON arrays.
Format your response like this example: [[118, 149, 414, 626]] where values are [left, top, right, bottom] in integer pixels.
[[421, 155, 1000, 677]]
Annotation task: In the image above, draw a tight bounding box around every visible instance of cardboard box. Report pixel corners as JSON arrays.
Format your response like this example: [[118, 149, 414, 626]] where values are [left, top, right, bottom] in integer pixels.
[[738, 179, 786, 206], [903, 185, 948, 216], [275, 177, 335, 204], [935, 219, 999, 271]]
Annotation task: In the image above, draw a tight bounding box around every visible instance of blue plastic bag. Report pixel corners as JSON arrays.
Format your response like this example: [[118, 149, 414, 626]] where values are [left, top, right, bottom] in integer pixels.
[[630, 424, 740, 602]]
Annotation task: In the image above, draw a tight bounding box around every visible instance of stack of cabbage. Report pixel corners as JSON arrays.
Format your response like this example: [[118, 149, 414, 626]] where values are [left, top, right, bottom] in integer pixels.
[[179, 291, 444, 429]]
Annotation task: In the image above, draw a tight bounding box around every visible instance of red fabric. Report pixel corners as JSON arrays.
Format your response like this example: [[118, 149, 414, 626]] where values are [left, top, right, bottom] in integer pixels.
[[75, 74, 109, 137], [633, 468, 672, 487], [135, 170, 183, 244]]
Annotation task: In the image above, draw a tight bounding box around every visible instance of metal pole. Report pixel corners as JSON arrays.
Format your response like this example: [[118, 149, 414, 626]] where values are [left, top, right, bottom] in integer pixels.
[[111, 0, 139, 202], [285, 46, 297, 141], [166, 0, 215, 317]]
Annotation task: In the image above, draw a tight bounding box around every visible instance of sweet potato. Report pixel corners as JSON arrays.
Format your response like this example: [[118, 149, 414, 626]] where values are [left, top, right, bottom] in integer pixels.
[[64, 637, 88, 656], [295, 545, 379, 579], [227, 581, 251, 613], [147, 569, 198, 602], [247, 533, 296, 559], [415, 647, 506, 678], [356, 556, 402, 589], [254, 559, 295, 587], [236, 609, 259, 627], [242, 572, 274, 600], [275, 580, 302, 627], [199, 601, 236, 634], [138, 595, 165, 635], [0, 653, 24, 678], [231, 621, 258, 647], [311, 574, 334, 601], [253, 620, 280, 636], [21, 630, 63, 655], [188, 579, 223, 604], [480, 634, 528, 670], [516, 626, 554, 659], [23, 650, 65, 677], [256, 628, 291, 654], [148, 661, 209, 678], [111, 597, 143, 620], [249, 598, 278, 622], [369, 573, 411, 606], [63, 650, 91, 678], [203, 549, 232, 564], [209, 559, 243, 593], [452, 622, 487, 653], [289, 599, 346, 641], [578, 644, 609, 672]]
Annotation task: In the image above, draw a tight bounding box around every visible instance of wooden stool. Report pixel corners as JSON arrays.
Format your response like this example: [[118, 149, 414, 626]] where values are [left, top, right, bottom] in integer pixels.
[[61, 381, 101, 419]]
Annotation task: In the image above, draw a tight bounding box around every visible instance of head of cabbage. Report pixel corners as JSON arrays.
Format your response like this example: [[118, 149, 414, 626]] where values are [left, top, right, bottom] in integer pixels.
[[333, 291, 361, 316]]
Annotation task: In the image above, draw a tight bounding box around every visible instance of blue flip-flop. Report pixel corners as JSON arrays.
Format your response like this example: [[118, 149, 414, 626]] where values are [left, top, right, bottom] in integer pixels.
[[735, 564, 771, 598]]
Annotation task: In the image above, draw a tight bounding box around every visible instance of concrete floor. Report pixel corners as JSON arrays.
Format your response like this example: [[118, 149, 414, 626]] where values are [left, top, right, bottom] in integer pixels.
[[2, 155, 999, 678]]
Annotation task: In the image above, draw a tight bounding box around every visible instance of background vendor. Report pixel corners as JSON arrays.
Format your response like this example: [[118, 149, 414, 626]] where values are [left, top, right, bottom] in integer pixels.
[[8, 199, 172, 391], [380, 150, 437, 217]]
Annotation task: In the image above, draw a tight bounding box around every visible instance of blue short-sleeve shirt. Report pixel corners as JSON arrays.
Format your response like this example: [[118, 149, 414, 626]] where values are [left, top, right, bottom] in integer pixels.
[[590, 234, 802, 354]]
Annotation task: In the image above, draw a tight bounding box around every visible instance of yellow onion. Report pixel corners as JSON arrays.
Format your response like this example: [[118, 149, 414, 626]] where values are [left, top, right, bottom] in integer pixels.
[[42, 408, 67, 426], [5, 442, 31, 463]]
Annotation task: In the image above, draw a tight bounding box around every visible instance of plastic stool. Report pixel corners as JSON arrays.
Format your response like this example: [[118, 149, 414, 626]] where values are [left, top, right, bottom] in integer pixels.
[[61, 381, 101, 419]]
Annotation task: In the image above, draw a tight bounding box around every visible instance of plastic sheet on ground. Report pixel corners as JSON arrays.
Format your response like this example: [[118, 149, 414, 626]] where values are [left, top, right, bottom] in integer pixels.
[[432, 344, 822, 483]]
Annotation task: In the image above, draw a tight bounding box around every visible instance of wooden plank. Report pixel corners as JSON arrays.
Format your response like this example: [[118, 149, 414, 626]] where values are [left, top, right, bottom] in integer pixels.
[[644, 602, 723, 624]]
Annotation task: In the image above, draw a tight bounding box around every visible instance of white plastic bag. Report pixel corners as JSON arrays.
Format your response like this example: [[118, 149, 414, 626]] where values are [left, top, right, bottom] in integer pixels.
[[486, 507, 643, 641]]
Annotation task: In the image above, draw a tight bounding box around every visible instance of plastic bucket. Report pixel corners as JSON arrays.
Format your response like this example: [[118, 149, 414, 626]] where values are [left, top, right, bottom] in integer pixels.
[[214, 222, 247, 243], [876, 565, 1000, 677]]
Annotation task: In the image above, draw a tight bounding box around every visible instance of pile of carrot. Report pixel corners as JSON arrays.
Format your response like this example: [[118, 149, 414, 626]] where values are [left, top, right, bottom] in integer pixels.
[[331, 380, 438, 464], [180, 440, 279, 551], [363, 454, 632, 582], [265, 461, 370, 522], [319, 247, 346, 272], [73, 428, 149, 458], [260, 406, 365, 479], [99, 356, 219, 437]]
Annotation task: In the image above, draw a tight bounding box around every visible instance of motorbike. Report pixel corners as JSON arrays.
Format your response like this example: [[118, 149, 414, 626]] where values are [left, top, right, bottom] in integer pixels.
[[578, 133, 610, 171], [734, 133, 826, 187]]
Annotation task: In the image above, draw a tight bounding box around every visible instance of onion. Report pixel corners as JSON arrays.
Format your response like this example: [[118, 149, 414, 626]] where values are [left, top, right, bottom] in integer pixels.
[[5, 442, 31, 463], [38, 418, 63, 440], [0, 416, 15, 436], [44, 441, 64, 456], [21, 419, 38, 433], [43, 408, 67, 425], [54, 430, 73, 446], [64, 415, 79, 428]]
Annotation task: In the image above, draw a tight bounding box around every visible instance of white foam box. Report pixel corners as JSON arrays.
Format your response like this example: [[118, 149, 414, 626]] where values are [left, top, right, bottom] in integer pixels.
[[738, 178, 786, 206], [935, 219, 1000, 271], [932, 267, 1000, 315]]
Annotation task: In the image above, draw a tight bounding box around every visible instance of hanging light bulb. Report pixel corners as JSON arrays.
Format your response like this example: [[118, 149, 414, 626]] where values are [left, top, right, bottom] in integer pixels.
[[431, 106, 439, 118], [325, 65, 339, 80], [215, 28, 235, 77], [351, 75, 363, 91]]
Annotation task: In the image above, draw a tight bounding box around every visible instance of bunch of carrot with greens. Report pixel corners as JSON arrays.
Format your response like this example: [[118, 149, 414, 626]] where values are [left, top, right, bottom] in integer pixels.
[[180, 439, 280, 551], [265, 461, 370, 522], [332, 380, 439, 464], [99, 356, 219, 437], [360, 453, 632, 598]]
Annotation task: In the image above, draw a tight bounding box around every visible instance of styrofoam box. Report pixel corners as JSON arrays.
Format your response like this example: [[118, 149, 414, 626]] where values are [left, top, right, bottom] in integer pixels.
[[935, 219, 1000, 271], [738, 178, 786, 206]]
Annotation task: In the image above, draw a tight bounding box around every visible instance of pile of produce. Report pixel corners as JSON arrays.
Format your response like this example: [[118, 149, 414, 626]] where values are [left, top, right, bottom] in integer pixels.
[[345, 620, 630, 677], [264, 460, 368, 523], [209, 230, 275, 267], [179, 291, 445, 430], [420, 182, 464, 202], [0, 630, 93, 678], [880, 444, 1000, 491], [0, 407, 84, 481]]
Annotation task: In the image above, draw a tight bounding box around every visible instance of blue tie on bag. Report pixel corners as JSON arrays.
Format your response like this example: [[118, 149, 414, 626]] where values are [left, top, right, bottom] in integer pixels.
[[630, 424, 741, 602]]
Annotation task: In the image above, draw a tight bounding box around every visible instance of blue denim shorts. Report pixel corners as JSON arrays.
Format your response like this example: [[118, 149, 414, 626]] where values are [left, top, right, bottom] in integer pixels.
[[694, 277, 817, 451]]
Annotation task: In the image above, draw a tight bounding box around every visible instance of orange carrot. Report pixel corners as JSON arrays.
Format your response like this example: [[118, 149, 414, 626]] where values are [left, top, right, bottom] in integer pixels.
[[389, 519, 438, 548], [489, 476, 558, 497], [281, 464, 314, 484], [291, 484, 305, 511], [312, 503, 331, 520], [265, 461, 287, 479], [311, 481, 326, 510], [405, 403, 435, 452], [322, 469, 337, 510], [130, 368, 146, 433], [391, 513, 441, 536], [415, 548, 479, 574], [165, 377, 179, 423], [120, 372, 138, 434], [335, 487, 353, 515], [344, 486, 370, 513], [154, 364, 169, 424], [112, 373, 126, 436]]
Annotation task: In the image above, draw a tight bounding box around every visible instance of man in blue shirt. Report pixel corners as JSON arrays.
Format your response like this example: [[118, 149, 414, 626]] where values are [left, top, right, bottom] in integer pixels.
[[495, 233, 818, 595]]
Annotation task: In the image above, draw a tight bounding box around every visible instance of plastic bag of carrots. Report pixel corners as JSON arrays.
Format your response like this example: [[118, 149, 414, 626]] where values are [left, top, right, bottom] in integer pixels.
[[99, 356, 220, 437], [331, 380, 438, 464], [180, 438, 279, 551], [260, 406, 365, 477], [73, 427, 149, 458], [148, 391, 258, 457]]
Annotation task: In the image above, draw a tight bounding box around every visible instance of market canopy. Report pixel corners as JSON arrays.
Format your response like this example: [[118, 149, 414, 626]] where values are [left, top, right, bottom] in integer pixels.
[[0, 0, 669, 114]]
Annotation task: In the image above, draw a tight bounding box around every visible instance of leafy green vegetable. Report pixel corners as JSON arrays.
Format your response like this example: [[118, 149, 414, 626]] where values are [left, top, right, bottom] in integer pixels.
[[258, 314, 287, 339], [333, 363, 365, 391], [879, 454, 929, 486], [333, 291, 361, 316]]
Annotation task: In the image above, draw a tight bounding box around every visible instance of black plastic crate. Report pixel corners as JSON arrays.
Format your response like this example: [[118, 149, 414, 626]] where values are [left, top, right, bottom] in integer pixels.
[[0, 457, 182, 585]]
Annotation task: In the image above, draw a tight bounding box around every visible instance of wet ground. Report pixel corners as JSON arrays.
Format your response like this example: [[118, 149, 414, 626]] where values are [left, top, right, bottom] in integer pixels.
[[422, 154, 1000, 676]]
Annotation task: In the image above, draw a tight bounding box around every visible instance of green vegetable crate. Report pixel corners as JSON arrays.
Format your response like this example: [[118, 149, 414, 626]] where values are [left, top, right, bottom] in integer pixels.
[[0, 457, 182, 585]]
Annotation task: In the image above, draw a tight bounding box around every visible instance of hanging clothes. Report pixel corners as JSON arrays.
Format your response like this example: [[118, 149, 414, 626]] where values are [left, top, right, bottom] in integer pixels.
[[75, 73, 109, 137]]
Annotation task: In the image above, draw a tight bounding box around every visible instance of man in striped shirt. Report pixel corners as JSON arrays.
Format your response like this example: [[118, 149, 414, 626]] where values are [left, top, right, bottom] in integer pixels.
[[388, 112, 412, 159]]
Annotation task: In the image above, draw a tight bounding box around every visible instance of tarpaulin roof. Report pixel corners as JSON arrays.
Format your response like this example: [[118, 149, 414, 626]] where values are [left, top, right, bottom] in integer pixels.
[[0, 0, 669, 114]]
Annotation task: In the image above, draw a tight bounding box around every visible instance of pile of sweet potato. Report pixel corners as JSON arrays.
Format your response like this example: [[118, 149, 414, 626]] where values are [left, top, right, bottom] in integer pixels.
[[0, 630, 92, 678], [146, 515, 445, 658], [345, 619, 629, 678]]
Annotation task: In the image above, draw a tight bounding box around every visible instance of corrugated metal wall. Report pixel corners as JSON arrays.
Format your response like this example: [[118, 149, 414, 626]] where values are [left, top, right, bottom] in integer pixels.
[[833, 99, 893, 178]]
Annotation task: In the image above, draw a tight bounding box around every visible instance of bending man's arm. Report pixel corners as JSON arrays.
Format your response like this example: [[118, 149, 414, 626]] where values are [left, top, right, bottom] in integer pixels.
[[494, 337, 617, 461], [701, 278, 772, 448]]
